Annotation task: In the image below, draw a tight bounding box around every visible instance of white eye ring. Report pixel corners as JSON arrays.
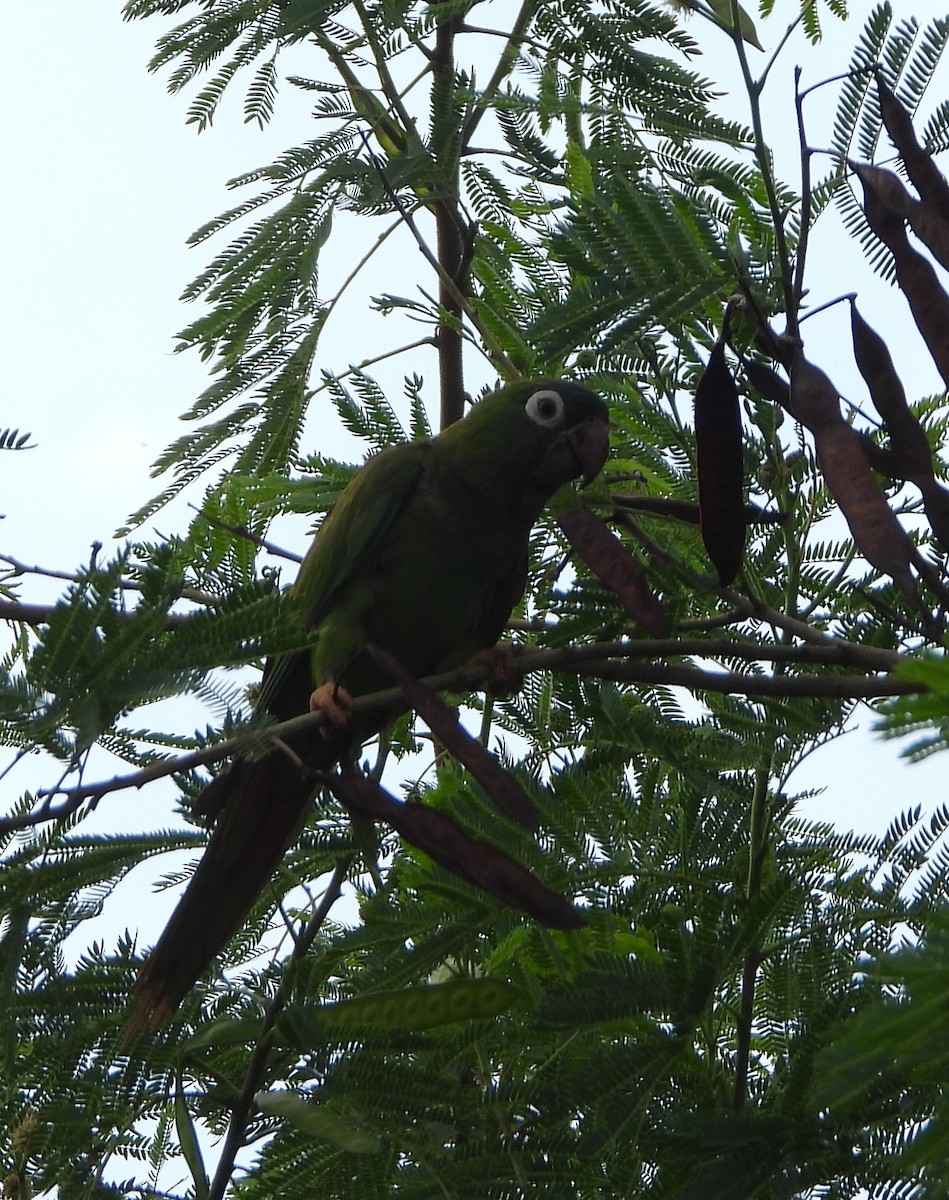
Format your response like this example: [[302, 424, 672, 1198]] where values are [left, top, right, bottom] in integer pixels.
[[525, 389, 565, 426]]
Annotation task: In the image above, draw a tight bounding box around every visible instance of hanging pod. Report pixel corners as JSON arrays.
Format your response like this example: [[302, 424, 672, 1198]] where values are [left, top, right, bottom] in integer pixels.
[[694, 338, 746, 585], [558, 505, 667, 636], [850, 301, 949, 552], [876, 71, 949, 224], [854, 163, 949, 388], [789, 353, 915, 595]]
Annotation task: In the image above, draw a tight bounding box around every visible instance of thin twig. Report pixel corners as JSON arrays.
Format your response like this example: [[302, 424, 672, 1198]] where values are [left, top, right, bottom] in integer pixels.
[[0, 553, 215, 607], [790, 65, 811, 334], [733, 743, 773, 1111], [727, 5, 796, 325], [307, 336, 437, 405], [610, 494, 787, 527], [189, 506, 303, 564], [461, 0, 539, 148], [360, 137, 518, 379], [206, 856, 353, 1200]]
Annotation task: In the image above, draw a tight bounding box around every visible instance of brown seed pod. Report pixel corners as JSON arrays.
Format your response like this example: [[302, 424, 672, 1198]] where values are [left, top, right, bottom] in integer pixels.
[[850, 158, 949, 272], [782, 350, 841, 434], [851, 161, 915, 217], [742, 356, 795, 418], [557, 506, 667, 636], [905, 201, 949, 274], [330, 770, 583, 929], [856, 166, 949, 389], [850, 301, 933, 483], [790, 354, 915, 591], [694, 340, 746, 584], [849, 304, 949, 552], [368, 645, 537, 830], [876, 71, 949, 223], [919, 479, 949, 553]]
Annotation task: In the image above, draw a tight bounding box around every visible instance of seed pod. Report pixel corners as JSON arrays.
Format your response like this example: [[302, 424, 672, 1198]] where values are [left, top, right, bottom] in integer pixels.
[[856, 166, 949, 389], [783, 351, 842, 434], [850, 303, 949, 552], [905, 201, 949, 274], [919, 479, 949, 553], [790, 354, 915, 592], [742, 356, 795, 418], [300, 978, 517, 1035], [694, 340, 746, 584], [330, 770, 583, 929], [851, 158, 949, 272], [851, 161, 914, 217], [877, 72, 949, 223], [557, 506, 667, 636], [368, 645, 537, 830], [850, 301, 933, 483]]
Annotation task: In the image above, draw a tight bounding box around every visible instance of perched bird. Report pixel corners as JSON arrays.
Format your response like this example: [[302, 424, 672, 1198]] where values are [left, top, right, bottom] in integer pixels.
[[131, 380, 609, 1030]]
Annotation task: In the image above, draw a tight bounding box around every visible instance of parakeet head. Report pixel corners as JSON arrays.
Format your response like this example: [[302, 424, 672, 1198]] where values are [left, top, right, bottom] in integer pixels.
[[512, 379, 610, 488], [445, 379, 610, 498]]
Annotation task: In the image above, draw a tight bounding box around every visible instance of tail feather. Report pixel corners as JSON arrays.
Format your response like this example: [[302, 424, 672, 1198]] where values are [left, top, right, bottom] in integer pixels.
[[129, 740, 333, 1034]]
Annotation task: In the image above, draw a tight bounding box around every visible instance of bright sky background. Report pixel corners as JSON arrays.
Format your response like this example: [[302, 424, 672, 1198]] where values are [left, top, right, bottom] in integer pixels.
[[2, 1, 949, 945]]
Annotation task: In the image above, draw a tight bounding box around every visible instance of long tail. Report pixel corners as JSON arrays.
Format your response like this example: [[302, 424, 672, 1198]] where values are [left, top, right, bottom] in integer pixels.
[[129, 741, 332, 1034]]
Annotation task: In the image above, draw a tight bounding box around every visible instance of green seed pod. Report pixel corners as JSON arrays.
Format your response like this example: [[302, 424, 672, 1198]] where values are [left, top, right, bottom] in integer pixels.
[[311, 978, 518, 1034]]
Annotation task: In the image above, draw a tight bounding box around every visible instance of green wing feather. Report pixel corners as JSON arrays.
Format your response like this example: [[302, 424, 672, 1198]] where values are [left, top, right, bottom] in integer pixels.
[[258, 440, 429, 721]]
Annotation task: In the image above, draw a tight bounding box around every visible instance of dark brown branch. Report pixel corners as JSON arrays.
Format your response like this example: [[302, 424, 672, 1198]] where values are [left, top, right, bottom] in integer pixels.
[[579, 659, 910, 699], [733, 947, 762, 1110], [0, 597, 191, 631], [432, 2, 468, 429], [434, 203, 468, 429], [4, 636, 916, 834]]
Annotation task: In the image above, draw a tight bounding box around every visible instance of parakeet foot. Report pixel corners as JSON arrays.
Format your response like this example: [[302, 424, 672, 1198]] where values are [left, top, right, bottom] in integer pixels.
[[310, 680, 354, 734], [470, 645, 522, 698]]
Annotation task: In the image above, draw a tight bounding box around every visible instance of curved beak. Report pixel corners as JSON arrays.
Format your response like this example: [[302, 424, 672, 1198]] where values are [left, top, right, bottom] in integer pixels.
[[569, 414, 610, 486]]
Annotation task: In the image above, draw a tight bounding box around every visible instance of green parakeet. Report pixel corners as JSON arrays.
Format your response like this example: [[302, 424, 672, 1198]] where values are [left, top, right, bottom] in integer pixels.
[[132, 380, 609, 1029]]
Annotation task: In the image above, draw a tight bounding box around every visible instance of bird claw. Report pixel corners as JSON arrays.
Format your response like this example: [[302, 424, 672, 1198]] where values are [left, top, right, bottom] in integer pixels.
[[310, 680, 354, 735], [470, 645, 522, 698]]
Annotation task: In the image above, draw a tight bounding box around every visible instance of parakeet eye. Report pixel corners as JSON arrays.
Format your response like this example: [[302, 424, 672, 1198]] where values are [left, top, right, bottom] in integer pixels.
[[525, 389, 565, 426]]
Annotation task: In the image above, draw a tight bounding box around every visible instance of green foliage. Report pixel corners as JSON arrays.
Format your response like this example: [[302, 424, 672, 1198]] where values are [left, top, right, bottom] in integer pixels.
[[815, 908, 949, 1197], [877, 653, 949, 760], [3, 1, 949, 1197]]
